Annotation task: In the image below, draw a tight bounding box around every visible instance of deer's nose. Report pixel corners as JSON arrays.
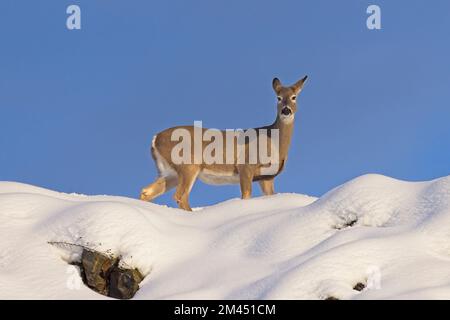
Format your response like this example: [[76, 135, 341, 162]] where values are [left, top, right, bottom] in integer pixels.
[[281, 107, 292, 116]]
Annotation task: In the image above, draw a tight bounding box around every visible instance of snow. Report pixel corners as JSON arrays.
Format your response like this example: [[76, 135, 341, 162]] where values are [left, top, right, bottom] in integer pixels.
[[0, 174, 449, 299]]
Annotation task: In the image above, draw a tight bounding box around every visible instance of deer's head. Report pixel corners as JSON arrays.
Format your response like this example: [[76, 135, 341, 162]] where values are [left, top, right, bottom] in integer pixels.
[[272, 75, 308, 123]]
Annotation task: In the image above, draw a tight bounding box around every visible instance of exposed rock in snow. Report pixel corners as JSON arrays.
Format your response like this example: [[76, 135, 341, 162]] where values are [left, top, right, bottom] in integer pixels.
[[63, 248, 144, 299], [0, 174, 449, 299]]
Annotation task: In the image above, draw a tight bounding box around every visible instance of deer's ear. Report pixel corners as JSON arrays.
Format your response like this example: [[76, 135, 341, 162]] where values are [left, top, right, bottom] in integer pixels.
[[292, 75, 308, 93], [272, 78, 282, 93]]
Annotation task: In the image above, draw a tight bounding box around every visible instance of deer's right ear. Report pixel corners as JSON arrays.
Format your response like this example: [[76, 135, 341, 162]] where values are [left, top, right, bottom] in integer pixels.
[[292, 75, 308, 93], [272, 78, 282, 93]]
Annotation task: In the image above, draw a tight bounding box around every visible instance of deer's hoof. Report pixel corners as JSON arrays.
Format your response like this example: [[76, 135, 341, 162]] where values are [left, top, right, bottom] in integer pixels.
[[140, 190, 150, 201]]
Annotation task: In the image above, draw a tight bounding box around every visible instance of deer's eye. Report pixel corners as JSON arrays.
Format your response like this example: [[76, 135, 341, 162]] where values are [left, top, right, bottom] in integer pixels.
[[277, 96, 282, 102], [291, 96, 297, 101]]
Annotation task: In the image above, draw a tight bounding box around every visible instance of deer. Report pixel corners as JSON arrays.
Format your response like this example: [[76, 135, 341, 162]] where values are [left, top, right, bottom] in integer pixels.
[[140, 76, 308, 211]]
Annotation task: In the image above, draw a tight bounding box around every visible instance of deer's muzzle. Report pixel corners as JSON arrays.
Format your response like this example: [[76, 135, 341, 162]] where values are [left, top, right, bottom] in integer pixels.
[[281, 107, 292, 116]]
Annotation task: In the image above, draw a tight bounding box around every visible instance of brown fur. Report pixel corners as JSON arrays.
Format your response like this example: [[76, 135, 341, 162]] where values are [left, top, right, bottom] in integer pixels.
[[140, 76, 308, 211]]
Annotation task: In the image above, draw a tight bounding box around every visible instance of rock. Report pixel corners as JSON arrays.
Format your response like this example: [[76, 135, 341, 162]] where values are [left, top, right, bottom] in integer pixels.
[[81, 250, 118, 296], [353, 282, 366, 291], [78, 249, 144, 299], [109, 267, 144, 299], [335, 218, 358, 230]]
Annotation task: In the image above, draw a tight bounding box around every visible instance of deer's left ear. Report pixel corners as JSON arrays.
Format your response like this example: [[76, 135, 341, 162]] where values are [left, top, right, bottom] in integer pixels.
[[272, 78, 282, 93], [292, 75, 308, 93]]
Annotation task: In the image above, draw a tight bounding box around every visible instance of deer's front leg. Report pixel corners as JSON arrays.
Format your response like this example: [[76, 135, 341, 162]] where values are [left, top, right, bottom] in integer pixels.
[[238, 166, 254, 200], [259, 178, 275, 196]]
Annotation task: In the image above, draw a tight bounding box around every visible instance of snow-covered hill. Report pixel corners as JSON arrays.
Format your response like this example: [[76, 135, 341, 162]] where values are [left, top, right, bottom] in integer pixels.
[[0, 174, 449, 299]]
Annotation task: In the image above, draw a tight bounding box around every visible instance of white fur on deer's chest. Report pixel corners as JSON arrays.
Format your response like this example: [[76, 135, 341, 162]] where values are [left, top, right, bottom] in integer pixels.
[[198, 169, 240, 185]]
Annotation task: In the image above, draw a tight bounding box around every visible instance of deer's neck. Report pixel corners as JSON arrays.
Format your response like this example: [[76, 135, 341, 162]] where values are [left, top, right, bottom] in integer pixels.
[[271, 116, 295, 161]]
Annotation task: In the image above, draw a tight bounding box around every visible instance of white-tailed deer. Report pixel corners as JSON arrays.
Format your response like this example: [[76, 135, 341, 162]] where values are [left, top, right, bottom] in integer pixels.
[[140, 76, 308, 211]]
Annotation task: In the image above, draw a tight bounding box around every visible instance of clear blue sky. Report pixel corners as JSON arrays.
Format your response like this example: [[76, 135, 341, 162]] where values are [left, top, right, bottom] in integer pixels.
[[1, 0, 449, 207]]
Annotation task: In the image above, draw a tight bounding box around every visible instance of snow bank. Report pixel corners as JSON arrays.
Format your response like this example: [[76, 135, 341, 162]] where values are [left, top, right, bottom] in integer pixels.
[[0, 174, 449, 299]]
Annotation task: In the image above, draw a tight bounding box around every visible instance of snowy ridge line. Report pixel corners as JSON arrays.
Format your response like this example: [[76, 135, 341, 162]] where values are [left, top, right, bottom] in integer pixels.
[[1, 174, 450, 299]]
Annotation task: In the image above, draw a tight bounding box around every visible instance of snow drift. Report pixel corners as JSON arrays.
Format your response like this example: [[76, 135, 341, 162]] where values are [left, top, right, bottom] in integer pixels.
[[0, 174, 449, 299]]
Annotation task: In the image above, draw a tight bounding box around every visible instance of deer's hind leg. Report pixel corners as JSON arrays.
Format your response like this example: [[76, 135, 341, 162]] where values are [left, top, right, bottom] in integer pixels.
[[173, 166, 200, 211], [140, 175, 178, 202]]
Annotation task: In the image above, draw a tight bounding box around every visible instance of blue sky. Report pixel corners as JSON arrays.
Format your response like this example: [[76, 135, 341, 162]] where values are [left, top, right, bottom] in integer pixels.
[[1, 0, 449, 207]]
